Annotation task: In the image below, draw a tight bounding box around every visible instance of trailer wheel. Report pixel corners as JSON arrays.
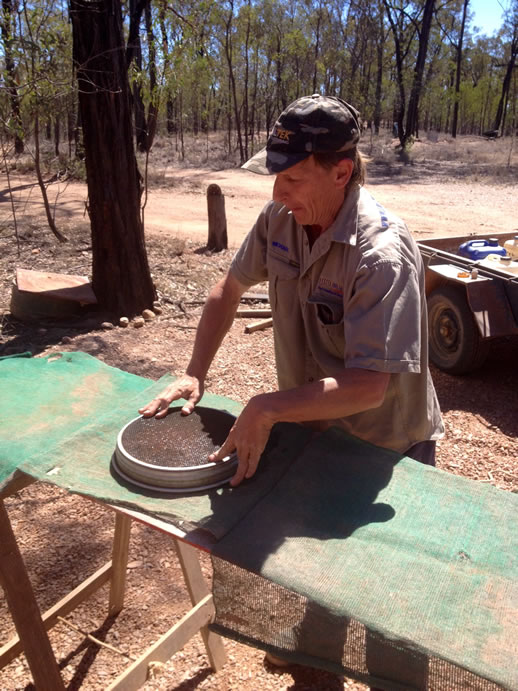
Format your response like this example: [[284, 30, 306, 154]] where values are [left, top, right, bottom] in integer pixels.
[[427, 285, 490, 375]]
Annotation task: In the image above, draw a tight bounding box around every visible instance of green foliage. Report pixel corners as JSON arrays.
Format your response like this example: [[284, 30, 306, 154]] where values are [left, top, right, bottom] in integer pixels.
[[0, 0, 517, 170]]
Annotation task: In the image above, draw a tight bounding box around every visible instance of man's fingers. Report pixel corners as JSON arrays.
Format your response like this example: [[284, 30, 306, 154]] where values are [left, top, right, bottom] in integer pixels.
[[209, 434, 235, 463], [181, 391, 201, 416], [139, 382, 201, 418], [230, 449, 261, 486], [139, 395, 170, 417]]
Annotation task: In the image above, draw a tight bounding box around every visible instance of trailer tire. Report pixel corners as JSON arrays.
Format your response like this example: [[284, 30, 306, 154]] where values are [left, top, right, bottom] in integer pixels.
[[427, 285, 490, 375]]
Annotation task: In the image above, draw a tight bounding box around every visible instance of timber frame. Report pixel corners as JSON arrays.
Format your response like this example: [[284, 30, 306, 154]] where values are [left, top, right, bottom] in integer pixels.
[[0, 472, 226, 689]]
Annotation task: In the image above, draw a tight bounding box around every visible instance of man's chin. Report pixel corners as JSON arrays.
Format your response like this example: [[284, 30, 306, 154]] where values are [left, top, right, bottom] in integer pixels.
[[289, 208, 306, 224]]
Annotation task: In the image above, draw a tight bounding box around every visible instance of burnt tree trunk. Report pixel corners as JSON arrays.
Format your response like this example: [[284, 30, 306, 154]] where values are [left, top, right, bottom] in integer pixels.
[[70, 0, 156, 317]]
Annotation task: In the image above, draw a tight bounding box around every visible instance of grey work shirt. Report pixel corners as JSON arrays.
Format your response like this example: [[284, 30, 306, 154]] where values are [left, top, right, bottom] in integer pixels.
[[230, 184, 444, 453]]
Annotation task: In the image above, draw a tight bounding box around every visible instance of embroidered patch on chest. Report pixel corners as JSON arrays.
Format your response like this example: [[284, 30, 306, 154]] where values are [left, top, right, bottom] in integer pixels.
[[272, 240, 289, 253], [317, 277, 343, 298]]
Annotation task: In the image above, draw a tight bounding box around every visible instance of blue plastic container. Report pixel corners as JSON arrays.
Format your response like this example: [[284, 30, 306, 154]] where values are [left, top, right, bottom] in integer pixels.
[[458, 238, 507, 261]]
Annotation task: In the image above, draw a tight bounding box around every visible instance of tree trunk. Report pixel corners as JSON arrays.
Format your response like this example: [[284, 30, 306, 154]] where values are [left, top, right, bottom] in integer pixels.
[[70, 0, 156, 317], [142, 0, 159, 152], [493, 33, 518, 133], [1, 0, 24, 154], [159, 1, 175, 136], [373, 2, 385, 135], [452, 0, 469, 138], [54, 118, 60, 157], [224, 5, 244, 163], [404, 0, 435, 144], [33, 112, 68, 243], [127, 0, 147, 152]]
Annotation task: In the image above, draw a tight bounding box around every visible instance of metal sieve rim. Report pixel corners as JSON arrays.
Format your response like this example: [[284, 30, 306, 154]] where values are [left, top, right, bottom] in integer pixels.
[[111, 454, 233, 494], [116, 415, 236, 472]]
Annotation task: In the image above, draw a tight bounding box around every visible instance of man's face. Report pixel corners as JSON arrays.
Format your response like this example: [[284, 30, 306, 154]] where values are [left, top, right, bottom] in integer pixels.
[[272, 155, 348, 229]]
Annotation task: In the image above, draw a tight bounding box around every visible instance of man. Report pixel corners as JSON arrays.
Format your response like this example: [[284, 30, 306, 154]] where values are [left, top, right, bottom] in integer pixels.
[[140, 93, 444, 487]]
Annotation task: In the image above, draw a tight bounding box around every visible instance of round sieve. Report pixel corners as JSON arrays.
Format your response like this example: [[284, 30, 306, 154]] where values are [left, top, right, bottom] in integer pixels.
[[112, 406, 237, 492]]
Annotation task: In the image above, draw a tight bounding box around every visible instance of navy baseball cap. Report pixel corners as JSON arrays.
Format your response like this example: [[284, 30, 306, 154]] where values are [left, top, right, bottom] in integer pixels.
[[242, 94, 361, 175]]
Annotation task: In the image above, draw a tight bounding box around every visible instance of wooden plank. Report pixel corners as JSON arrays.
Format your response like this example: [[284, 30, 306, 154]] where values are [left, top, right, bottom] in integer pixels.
[[106, 594, 215, 691], [174, 540, 227, 671], [241, 291, 269, 302], [0, 561, 112, 668], [0, 499, 65, 689], [109, 513, 132, 615], [15, 268, 97, 304], [235, 308, 272, 318], [245, 317, 273, 334], [0, 471, 35, 499]]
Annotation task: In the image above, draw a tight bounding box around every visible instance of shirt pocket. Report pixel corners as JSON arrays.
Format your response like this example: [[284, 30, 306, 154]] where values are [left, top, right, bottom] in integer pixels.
[[307, 295, 345, 359], [267, 252, 300, 315]]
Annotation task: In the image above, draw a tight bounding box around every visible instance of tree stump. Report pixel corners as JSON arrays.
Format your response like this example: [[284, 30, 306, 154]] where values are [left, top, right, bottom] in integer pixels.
[[207, 184, 228, 252]]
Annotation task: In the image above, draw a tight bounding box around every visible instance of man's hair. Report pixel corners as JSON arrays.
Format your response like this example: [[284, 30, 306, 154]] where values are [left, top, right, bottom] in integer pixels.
[[312, 148, 366, 187]]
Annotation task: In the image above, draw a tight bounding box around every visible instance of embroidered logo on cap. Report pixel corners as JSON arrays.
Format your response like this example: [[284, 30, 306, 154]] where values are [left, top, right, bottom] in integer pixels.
[[272, 125, 295, 143]]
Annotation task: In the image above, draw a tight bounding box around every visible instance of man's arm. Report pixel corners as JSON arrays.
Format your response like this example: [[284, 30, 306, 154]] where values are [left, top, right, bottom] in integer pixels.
[[139, 270, 249, 417], [211, 368, 390, 486]]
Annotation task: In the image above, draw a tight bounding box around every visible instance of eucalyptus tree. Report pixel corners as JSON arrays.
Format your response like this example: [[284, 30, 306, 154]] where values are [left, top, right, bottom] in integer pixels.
[[0, 0, 23, 153], [493, 0, 518, 134], [382, 0, 437, 146], [13, 0, 71, 241], [436, 0, 472, 137], [70, 0, 156, 316]]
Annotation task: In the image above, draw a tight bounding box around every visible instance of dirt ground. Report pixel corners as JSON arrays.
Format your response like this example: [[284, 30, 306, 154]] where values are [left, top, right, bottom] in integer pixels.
[[0, 146, 517, 690]]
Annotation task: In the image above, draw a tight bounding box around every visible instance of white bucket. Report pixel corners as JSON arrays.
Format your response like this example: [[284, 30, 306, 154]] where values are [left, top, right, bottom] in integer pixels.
[[479, 253, 518, 276]]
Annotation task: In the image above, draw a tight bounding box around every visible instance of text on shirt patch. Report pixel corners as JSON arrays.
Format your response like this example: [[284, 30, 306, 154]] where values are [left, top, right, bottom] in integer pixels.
[[318, 277, 343, 298], [272, 240, 289, 252]]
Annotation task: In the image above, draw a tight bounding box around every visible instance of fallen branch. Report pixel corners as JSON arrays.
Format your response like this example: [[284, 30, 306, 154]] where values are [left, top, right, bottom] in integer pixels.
[[57, 616, 137, 661]]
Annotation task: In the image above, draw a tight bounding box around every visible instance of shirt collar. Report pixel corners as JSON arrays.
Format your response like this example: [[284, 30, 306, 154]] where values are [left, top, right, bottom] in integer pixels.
[[328, 183, 360, 246]]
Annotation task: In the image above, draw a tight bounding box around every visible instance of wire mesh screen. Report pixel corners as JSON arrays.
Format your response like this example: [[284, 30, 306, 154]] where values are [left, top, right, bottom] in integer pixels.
[[113, 406, 237, 491], [119, 406, 235, 468], [210, 557, 508, 691]]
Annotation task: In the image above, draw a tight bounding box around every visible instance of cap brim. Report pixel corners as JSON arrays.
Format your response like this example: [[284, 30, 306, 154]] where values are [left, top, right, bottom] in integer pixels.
[[241, 147, 270, 175], [242, 147, 311, 175]]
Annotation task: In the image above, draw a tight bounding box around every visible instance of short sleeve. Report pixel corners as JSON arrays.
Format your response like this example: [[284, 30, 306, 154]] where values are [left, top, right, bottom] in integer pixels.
[[343, 259, 422, 373], [229, 203, 271, 287]]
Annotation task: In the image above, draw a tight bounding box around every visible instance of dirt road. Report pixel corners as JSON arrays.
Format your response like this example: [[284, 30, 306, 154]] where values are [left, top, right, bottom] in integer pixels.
[[1, 166, 516, 248]]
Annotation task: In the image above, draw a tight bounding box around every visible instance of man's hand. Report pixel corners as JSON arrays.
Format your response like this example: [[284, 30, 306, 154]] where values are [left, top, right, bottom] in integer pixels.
[[138, 375, 204, 418], [209, 395, 274, 486]]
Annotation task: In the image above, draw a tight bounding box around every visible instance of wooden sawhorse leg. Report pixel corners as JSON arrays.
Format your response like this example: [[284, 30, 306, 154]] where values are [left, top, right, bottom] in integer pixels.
[[109, 512, 132, 616], [174, 539, 227, 671], [107, 536, 227, 690], [0, 498, 65, 690]]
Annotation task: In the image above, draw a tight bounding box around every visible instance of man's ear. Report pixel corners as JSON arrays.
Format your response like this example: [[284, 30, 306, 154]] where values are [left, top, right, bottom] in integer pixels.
[[335, 158, 353, 189]]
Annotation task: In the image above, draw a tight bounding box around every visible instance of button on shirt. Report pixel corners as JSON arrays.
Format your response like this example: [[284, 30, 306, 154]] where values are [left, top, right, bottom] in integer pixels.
[[230, 185, 444, 453]]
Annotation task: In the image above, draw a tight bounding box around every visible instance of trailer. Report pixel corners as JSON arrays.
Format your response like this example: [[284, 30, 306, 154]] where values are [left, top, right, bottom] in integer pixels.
[[418, 231, 518, 375]]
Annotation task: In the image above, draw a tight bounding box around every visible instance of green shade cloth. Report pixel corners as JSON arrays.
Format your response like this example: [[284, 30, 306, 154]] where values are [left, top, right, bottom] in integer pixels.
[[0, 351, 309, 541], [211, 428, 518, 689], [1, 352, 517, 688]]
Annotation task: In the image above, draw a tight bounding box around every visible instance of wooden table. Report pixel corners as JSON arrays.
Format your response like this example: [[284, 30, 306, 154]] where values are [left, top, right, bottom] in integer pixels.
[[0, 471, 227, 690]]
